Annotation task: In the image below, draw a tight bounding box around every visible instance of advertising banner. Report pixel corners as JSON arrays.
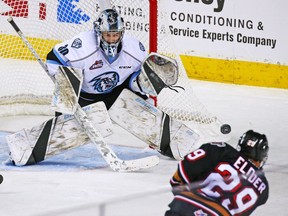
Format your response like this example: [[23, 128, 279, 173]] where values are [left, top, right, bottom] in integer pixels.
[[162, 0, 288, 87]]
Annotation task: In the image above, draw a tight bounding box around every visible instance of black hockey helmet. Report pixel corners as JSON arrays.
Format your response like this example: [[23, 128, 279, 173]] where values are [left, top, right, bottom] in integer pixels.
[[238, 130, 269, 167]]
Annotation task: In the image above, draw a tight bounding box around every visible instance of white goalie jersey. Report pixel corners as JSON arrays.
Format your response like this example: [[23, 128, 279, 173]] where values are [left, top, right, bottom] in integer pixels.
[[46, 30, 148, 94]]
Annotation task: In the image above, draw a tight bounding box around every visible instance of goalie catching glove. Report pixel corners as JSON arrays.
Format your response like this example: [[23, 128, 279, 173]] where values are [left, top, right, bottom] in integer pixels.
[[131, 52, 179, 97]]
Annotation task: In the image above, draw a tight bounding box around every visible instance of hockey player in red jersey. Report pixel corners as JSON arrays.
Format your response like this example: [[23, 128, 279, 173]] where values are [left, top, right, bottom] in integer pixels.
[[165, 130, 269, 216]]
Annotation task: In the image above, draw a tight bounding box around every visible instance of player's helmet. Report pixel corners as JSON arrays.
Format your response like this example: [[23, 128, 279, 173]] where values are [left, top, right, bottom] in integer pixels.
[[94, 9, 125, 57], [238, 130, 269, 168]]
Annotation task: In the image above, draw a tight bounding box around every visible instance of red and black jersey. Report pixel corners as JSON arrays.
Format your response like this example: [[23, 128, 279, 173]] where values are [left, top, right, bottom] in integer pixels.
[[169, 142, 269, 216]]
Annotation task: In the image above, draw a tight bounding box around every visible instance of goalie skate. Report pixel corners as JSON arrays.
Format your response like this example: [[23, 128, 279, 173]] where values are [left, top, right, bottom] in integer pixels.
[[7, 102, 112, 166]]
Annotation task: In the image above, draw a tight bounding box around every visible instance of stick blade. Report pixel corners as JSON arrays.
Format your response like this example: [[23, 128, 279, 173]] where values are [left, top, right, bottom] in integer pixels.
[[111, 155, 160, 172]]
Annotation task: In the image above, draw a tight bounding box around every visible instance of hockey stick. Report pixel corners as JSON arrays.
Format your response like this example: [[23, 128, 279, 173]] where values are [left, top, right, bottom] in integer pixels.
[[7, 16, 159, 172]]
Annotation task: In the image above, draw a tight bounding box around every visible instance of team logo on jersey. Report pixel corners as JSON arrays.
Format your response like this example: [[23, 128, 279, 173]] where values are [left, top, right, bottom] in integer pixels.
[[71, 38, 82, 49], [89, 60, 104, 70], [139, 41, 145, 51], [89, 71, 119, 93]]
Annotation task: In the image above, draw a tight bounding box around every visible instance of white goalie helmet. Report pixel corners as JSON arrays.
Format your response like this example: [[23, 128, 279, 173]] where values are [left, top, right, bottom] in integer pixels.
[[94, 9, 125, 57]]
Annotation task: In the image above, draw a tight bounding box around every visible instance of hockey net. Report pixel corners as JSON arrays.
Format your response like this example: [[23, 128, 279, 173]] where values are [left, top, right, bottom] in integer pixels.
[[0, 0, 230, 142]]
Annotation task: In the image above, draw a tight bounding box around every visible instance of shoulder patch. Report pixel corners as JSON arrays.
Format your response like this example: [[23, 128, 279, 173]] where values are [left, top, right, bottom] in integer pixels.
[[71, 38, 82, 49], [139, 41, 145, 51]]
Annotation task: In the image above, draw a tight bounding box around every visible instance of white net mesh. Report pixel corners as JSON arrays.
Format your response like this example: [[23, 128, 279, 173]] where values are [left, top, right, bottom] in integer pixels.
[[0, 0, 230, 141]]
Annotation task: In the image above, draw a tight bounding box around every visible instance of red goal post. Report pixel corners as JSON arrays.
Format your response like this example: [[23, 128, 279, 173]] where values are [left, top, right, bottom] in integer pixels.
[[149, 0, 158, 53]]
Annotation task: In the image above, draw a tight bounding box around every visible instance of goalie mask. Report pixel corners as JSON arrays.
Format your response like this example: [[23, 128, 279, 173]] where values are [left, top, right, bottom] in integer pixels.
[[238, 130, 269, 168], [94, 9, 125, 57]]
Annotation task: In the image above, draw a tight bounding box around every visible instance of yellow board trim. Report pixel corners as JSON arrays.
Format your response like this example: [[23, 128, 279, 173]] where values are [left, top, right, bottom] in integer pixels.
[[181, 55, 288, 89], [1, 34, 287, 89], [0, 34, 61, 61]]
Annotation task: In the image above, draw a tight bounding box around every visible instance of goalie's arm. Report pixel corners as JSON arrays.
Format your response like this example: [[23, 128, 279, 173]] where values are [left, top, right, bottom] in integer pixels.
[[46, 49, 70, 77], [47, 49, 62, 65]]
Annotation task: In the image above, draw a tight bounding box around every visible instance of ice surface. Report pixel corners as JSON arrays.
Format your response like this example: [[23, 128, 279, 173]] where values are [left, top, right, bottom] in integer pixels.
[[0, 80, 287, 216]]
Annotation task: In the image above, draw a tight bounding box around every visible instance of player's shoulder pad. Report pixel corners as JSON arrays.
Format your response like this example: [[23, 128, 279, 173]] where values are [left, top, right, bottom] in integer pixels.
[[200, 142, 230, 152], [122, 35, 147, 55], [54, 30, 97, 61], [196, 142, 231, 161]]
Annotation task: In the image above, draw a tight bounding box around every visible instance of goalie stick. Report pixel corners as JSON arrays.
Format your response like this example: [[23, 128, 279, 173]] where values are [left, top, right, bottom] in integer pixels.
[[7, 16, 159, 172]]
